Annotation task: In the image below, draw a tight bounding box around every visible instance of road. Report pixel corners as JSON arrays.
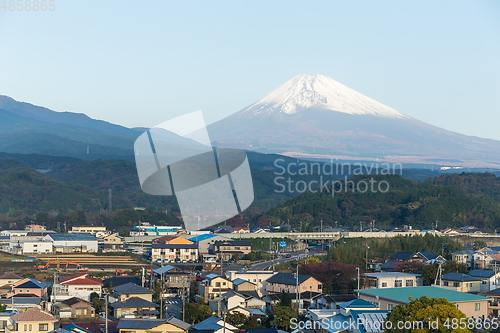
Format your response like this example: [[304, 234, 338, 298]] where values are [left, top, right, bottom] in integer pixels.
[[250, 247, 325, 271]]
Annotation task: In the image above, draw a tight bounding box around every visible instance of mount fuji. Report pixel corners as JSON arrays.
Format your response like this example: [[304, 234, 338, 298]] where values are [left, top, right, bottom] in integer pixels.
[[207, 74, 500, 168]]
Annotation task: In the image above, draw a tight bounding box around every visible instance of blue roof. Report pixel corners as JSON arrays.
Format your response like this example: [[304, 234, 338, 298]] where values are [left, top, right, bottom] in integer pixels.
[[48, 233, 97, 241], [63, 323, 92, 333], [442, 273, 481, 282], [339, 299, 377, 309], [469, 270, 497, 278], [15, 278, 50, 290], [188, 234, 224, 242], [153, 265, 177, 275]]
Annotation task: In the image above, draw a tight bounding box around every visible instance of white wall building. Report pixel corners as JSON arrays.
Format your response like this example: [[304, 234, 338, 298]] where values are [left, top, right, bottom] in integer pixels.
[[42, 233, 98, 253], [225, 270, 278, 297]]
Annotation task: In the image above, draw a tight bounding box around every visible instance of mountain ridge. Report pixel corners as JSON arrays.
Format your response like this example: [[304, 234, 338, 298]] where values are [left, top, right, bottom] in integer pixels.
[[207, 74, 500, 168]]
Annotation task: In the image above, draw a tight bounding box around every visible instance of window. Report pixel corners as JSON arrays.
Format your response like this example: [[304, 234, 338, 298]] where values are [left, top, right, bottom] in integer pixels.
[[388, 304, 393, 310], [394, 280, 402, 288], [29, 325, 32, 331], [39, 324, 49, 331], [381, 282, 387, 288], [475, 303, 481, 311], [453, 282, 460, 287], [444, 282, 449, 286], [0, 321, 6, 329], [24, 324, 27, 331], [406, 280, 413, 287]]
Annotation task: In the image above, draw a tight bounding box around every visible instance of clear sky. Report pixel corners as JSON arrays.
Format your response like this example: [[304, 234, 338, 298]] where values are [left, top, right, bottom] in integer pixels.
[[0, 1, 499, 139]]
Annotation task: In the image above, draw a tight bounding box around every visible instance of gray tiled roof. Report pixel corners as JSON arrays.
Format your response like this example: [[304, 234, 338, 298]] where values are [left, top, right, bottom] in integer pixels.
[[111, 297, 157, 308], [111, 282, 153, 295]]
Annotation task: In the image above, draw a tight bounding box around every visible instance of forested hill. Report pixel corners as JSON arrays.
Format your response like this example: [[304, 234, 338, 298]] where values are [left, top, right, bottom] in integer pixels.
[[260, 174, 500, 231]]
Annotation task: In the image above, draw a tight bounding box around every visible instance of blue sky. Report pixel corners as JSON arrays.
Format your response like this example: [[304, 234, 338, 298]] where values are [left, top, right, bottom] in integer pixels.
[[0, 1, 499, 139]]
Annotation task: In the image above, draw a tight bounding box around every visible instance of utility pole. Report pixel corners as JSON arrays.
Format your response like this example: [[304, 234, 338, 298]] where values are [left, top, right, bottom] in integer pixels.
[[355, 267, 360, 296], [160, 255, 164, 319], [218, 249, 224, 318], [365, 246, 370, 270], [104, 291, 108, 333], [295, 260, 299, 314]]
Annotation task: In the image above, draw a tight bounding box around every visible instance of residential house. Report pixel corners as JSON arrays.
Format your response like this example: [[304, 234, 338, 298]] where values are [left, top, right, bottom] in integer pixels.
[[305, 306, 387, 333], [53, 297, 95, 318], [111, 283, 153, 302], [9, 278, 50, 299], [186, 235, 233, 255], [380, 260, 399, 272], [101, 233, 126, 251], [244, 296, 266, 311], [433, 273, 481, 293], [52, 273, 102, 302], [198, 274, 233, 300], [153, 266, 190, 295], [364, 272, 423, 289], [153, 236, 194, 245], [314, 294, 356, 310], [358, 286, 490, 317], [70, 226, 110, 238], [262, 291, 321, 312], [265, 272, 322, 294], [221, 291, 246, 310], [17, 242, 53, 255], [213, 241, 251, 261], [5, 308, 57, 333], [485, 287, 500, 316], [111, 297, 158, 318], [473, 248, 498, 269], [24, 225, 46, 232], [389, 252, 424, 262], [116, 318, 191, 333], [225, 270, 277, 297], [0, 296, 43, 311], [232, 278, 257, 295], [227, 306, 265, 318], [417, 251, 446, 263], [468, 269, 500, 293], [151, 244, 199, 263], [191, 316, 238, 333], [102, 276, 141, 288], [452, 250, 476, 269], [42, 234, 98, 253], [0, 273, 24, 288]]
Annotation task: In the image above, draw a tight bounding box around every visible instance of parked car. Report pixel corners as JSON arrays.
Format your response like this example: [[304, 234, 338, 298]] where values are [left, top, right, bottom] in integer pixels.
[[286, 254, 291, 258]]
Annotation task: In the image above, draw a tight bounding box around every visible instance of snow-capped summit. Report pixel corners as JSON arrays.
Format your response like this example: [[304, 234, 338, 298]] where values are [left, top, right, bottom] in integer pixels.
[[240, 74, 408, 118], [207, 74, 500, 168]]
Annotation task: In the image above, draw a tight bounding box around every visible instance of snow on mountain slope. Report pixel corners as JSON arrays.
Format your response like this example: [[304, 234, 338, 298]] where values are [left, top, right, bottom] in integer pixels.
[[207, 74, 500, 168], [239, 74, 409, 118]]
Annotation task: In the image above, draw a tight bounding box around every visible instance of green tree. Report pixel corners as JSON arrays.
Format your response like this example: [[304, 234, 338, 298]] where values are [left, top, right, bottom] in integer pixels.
[[90, 292, 104, 313], [225, 312, 247, 327], [182, 302, 212, 325], [384, 296, 469, 333], [119, 229, 130, 237], [474, 240, 487, 250], [271, 306, 298, 331], [279, 290, 292, 307]]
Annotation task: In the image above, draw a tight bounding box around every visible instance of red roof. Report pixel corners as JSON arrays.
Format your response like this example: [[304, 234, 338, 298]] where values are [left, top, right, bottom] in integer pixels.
[[60, 273, 103, 286]]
